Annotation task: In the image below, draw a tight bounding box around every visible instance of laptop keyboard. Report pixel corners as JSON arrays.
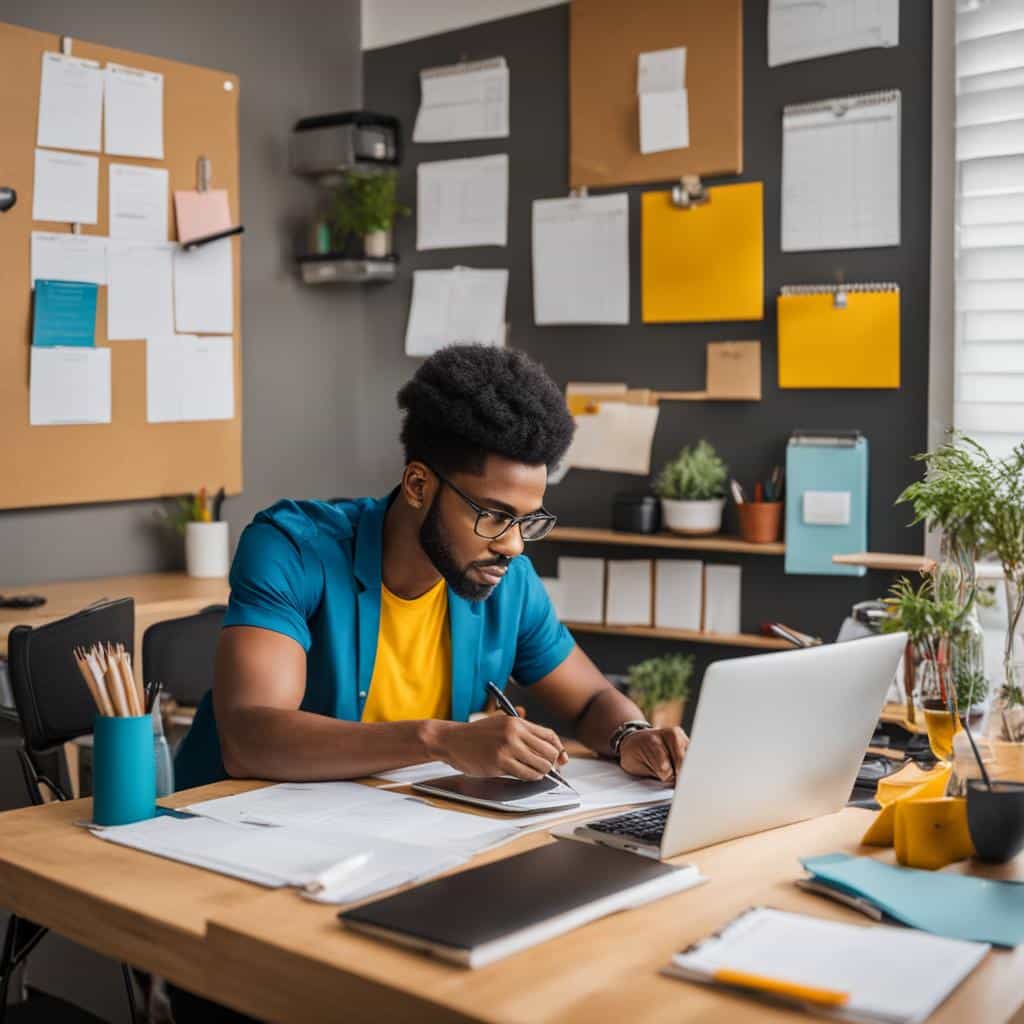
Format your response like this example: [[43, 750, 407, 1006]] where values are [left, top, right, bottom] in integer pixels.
[[585, 803, 671, 843]]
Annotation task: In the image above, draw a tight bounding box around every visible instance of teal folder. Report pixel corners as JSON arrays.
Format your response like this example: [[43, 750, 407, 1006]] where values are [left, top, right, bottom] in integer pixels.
[[785, 431, 868, 576], [802, 853, 1024, 947], [32, 279, 97, 348]]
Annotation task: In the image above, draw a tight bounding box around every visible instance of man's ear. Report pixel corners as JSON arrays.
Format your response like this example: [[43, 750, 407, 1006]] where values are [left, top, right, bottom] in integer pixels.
[[401, 461, 432, 510]]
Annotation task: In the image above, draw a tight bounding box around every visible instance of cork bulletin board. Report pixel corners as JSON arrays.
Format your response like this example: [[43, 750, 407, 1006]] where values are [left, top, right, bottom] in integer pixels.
[[0, 20, 242, 510]]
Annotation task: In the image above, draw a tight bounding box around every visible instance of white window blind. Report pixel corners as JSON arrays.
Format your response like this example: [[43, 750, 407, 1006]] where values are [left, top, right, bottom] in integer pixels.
[[955, 0, 1024, 457]]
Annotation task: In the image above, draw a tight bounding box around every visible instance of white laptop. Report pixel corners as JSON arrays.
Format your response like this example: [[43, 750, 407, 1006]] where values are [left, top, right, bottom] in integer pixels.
[[564, 632, 907, 859]]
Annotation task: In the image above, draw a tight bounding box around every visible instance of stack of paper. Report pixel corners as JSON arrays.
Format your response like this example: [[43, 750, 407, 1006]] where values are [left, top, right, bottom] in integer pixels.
[[637, 47, 689, 155], [413, 58, 509, 143]]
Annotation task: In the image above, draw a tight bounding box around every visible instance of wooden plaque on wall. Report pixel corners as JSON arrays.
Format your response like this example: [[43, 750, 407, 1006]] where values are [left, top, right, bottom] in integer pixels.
[[0, 21, 242, 511], [569, 0, 743, 188]]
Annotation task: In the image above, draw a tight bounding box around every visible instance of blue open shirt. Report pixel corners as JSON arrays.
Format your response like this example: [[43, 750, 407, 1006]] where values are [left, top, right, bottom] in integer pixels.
[[173, 492, 575, 790]]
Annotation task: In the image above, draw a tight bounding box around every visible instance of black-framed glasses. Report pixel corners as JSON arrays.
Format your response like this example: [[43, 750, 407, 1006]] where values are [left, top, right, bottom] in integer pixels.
[[427, 466, 557, 542]]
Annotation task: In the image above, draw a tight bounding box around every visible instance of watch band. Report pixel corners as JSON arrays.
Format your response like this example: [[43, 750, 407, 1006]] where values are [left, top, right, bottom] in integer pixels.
[[609, 719, 653, 758]]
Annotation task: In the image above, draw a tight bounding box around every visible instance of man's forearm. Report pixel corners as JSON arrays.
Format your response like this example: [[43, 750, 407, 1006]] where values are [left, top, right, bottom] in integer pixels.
[[219, 706, 452, 781], [575, 686, 647, 758]]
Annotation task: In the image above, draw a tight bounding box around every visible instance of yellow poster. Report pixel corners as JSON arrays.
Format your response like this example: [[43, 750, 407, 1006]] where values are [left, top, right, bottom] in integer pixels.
[[641, 182, 763, 323]]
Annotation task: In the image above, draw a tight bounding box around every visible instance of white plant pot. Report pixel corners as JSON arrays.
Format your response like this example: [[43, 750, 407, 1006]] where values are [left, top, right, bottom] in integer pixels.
[[660, 497, 725, 536], [364, 229, 390, 258], [185, 521, 230, 579]]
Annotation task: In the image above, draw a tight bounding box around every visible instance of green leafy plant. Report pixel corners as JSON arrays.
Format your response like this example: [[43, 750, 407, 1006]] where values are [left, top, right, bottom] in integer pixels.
[[653, 440, 728, 501], [330, 170, 408, 246], [954, 668, 988, 715], [626, 654, 694, 720]]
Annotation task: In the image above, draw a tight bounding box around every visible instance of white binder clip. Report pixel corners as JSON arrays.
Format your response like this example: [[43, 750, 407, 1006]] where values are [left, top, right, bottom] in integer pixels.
[[671, 175, 708, 209]]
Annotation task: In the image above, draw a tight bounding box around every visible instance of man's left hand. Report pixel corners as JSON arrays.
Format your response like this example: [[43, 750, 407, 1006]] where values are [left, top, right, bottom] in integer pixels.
[[618, 727, 689, 783]]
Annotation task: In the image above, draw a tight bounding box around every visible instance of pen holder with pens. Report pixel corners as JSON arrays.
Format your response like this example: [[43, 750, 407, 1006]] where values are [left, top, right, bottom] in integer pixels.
[[736, 502, 783, 544], [93, 715, 157, 826]]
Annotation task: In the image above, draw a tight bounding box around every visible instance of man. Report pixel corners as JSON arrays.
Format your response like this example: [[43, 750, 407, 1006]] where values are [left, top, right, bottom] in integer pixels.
[[175, 344, 689, 793]]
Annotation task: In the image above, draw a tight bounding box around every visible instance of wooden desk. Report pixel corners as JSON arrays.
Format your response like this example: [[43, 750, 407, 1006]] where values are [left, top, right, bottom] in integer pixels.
[[0, 572, 230, 659], [0, 783, 1021, 1023]]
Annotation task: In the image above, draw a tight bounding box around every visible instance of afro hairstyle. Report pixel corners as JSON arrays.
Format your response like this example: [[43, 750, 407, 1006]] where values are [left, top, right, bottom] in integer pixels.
[[397, 344, 575, 475]]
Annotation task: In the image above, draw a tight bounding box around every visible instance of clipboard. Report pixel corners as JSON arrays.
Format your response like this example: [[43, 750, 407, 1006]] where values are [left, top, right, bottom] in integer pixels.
[[412, 774, 580, 814]]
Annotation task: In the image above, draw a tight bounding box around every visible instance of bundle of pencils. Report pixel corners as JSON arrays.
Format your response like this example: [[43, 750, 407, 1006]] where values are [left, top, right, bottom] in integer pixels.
[[73, 642, 145, 717]]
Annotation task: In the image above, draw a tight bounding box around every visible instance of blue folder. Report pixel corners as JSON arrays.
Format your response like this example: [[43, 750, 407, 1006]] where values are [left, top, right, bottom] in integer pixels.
[[785, 431, 868, 576], [802, 853, 1024, 947], [32, 279, 97, 348]]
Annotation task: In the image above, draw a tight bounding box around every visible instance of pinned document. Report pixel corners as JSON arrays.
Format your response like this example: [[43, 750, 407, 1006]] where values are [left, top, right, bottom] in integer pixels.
[[417, 154, 508, 250], [31, 232, 107, 287], [32, 148, 99, 224], [637, 47, 689, 155], [146, 335, 234, 423], [173, 238, 234, 334], [107, 242, 175, 340], [782, 91, 901, 251], [104, 63, 164, 159], [413, 58, 509, 143], [32, 280, 97, 348], [564, 401, 661, 476], [768, 0, 899, 67], [30, 346, 111, 426], [405, 267, 508, 357], [109, 164, 168, 242], [37, 52, 103, 152], [642, 182, 763, 323], [174, 189, 232, 245], [532, 193, 629, 325], [778, 283, 900, 389]]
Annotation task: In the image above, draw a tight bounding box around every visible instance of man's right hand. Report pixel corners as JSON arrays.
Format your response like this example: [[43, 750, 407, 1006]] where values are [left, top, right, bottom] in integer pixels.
[[428, 716, 568, 780]]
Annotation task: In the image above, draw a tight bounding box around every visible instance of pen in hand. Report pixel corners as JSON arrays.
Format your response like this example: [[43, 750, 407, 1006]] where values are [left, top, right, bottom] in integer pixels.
[[484, 681, 577, 794]]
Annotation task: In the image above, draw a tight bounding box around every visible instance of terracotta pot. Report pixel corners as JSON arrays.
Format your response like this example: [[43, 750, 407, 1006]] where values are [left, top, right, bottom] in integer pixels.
[[649, 698, 685, 729], [736, 501, 783, 544]]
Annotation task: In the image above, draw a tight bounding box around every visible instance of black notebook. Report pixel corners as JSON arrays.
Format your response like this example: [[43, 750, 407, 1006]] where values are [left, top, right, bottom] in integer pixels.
[[338, 839, 702, 968]]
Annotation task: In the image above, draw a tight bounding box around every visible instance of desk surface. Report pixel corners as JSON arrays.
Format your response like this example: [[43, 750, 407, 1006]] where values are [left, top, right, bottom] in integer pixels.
[[0, 781, 1021, 1024], [0, 571, 230, 658]]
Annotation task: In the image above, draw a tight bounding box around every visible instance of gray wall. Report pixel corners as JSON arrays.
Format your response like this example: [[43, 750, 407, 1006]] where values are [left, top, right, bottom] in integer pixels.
[[1, 0, 382, 587]]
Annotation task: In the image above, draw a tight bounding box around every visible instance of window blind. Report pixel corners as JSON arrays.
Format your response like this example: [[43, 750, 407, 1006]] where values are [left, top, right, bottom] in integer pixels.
[[955, 0, 1024, 458]]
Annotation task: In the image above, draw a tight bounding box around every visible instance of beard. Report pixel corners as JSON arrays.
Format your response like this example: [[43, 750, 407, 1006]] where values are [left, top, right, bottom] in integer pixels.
[[418, 495, 509, 602]]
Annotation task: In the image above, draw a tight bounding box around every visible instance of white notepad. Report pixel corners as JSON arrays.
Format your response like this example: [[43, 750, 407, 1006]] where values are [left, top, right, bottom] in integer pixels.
[[665, 907, 988, 1024]]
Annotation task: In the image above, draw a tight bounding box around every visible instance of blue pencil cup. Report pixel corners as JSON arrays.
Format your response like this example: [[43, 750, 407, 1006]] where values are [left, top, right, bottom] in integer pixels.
[[93, 715, 157, 826]]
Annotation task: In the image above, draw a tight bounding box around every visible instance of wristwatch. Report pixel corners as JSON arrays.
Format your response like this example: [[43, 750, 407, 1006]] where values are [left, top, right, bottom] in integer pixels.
[[609, 719, 653, 758]]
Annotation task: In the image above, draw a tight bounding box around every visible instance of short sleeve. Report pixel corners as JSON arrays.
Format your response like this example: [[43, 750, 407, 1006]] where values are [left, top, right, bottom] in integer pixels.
[[222, 522, 319, 651], [512, 560, 576, 685]]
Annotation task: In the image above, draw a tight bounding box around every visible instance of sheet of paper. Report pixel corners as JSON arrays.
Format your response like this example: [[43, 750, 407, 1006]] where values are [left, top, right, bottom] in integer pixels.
[[147, 335, 234, 423], [108, 164, 168, 242], [605, 560, 653, 627], [558, 556, 606, 624], [373, 762, 460, 787], [32, 148, 99, 224], [405, 267, 508, 357], [104, 63, 164, 159], [417, 154, 508, 250], [174, 189, 232, 245], [173, 238, 234, 333], [637, 47, 686, 94], [32, 280, 97, 347], [640, 90, 690, 154], [532, 194, 629, 325], [704, 564, 741, 635], [565, 402, 661, 476], [36, 52, 103, 152], [768, 0, 899, 67], [413, 58, 509, 142], [31, 232, 107, 286], [106, 242, 174, 340], [30, 346, 111, 426], [782, 92, 901, 251]]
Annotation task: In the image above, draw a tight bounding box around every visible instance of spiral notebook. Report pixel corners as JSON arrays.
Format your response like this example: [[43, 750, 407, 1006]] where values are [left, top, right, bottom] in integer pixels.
[[778, 283, 900, 389]]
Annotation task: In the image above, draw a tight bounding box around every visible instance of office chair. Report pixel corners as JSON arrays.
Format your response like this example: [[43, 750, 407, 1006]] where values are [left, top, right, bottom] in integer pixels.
[[1, 599, 137, 1024], [142, 604, 226, 708]]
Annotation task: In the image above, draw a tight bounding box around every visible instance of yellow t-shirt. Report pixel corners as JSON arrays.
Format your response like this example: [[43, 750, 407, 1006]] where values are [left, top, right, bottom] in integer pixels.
[[361, 577, 452, 723]]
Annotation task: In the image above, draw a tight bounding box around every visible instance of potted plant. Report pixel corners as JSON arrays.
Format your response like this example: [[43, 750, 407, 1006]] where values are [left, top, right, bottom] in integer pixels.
[[165, 488, 229, 579], [330, 169, 408, 258], [626, 653, 694, 728], [653, 440, 728, 535]]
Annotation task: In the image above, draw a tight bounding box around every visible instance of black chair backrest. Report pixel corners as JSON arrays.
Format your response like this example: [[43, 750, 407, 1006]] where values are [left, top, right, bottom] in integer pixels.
[[142, 605, 225, 706], [7, 597, 135, 755]]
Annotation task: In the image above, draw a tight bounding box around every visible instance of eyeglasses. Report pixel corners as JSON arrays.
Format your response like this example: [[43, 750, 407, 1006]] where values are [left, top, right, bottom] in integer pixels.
[[427, 467, 557, 542]]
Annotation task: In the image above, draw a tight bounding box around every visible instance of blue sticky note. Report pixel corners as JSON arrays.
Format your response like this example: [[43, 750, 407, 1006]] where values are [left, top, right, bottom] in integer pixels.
[[32, 279, 98, 348], [802, 853, 1024, 947]]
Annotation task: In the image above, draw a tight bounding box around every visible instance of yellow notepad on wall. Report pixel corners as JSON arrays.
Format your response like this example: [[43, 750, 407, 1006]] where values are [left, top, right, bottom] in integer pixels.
[[642, 182, 764, 323], [778, 283, 901, 389]]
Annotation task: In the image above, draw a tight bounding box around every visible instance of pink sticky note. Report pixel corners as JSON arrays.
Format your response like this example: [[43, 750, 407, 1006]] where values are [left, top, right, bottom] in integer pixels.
[[174, 189, 232, 244]]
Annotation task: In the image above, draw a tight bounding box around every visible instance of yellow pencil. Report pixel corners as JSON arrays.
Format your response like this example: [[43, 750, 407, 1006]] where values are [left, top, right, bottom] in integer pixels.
[[714, 968, 850, 1008]]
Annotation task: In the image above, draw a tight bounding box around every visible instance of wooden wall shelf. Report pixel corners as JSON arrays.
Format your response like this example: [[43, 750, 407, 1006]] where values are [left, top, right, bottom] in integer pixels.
[[832, 552, 936, 573], [563, 621, 791, 651], [548, 526, 784, 556]]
